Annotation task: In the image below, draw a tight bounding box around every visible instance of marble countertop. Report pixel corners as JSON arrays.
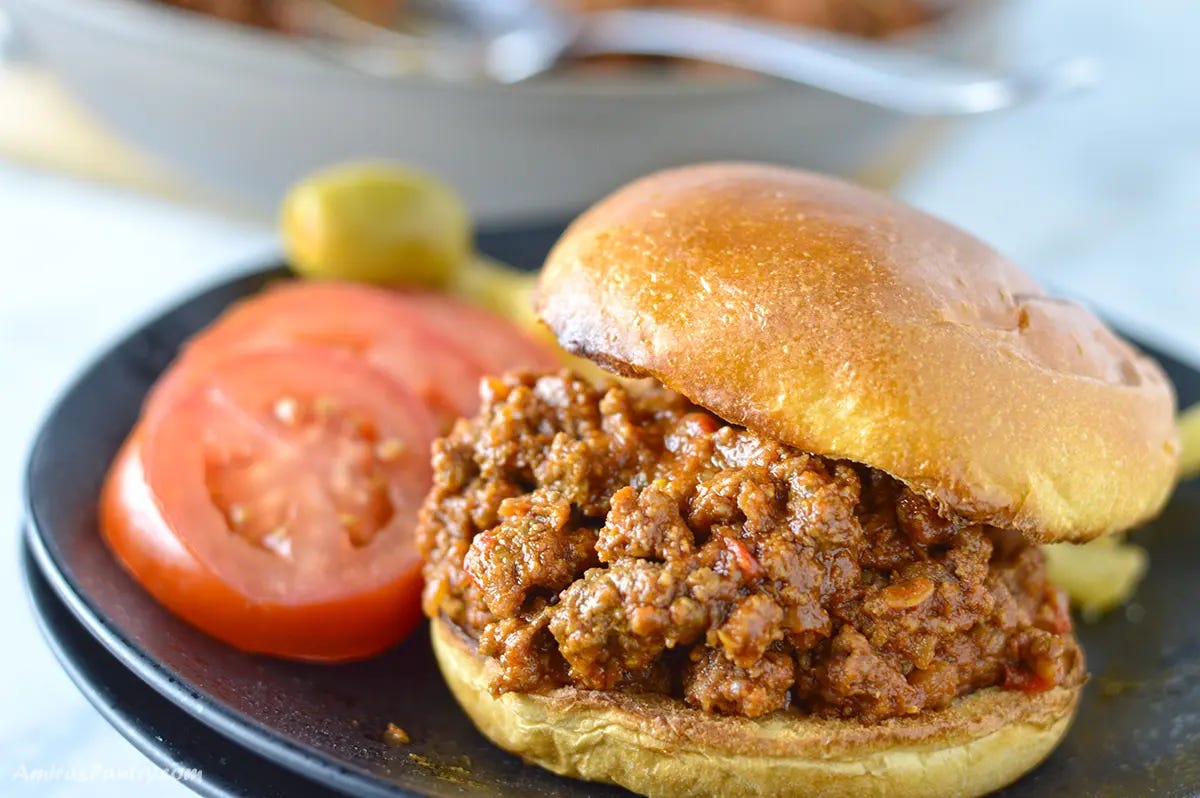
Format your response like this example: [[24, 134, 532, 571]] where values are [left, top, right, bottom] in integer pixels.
[[1, 0, 1196, 794]]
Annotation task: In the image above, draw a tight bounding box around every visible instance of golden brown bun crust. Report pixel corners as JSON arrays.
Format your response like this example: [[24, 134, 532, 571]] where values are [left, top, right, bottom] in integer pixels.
[[432, 618, 1080, 798], [537, 163, 1179, 541]]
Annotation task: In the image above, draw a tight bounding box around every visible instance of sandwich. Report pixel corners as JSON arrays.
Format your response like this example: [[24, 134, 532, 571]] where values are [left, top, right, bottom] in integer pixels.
[[417, 163, 1179, 797]]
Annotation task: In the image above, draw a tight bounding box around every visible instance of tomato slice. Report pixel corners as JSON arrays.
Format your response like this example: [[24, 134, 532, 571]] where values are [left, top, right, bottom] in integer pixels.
[[151, 281, 485, 425], [400, 291, 560, 376], [102, 348, 437, 661]]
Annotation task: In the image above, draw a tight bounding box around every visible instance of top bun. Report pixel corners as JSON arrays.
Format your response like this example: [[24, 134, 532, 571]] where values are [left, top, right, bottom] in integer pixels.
[[536, 163, 1178, 542]]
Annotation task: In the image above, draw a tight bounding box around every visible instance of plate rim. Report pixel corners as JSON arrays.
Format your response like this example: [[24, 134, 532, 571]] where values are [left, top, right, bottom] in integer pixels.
[[18, 536, 358, 798], [21, 523, 416, 798]]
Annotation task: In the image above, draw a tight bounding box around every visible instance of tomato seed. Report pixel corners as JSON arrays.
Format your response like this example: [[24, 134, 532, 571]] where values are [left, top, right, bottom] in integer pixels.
[[273, 396, 300, 425], [261, 527, 294, 559], [375, 438, 407, 462], [228, 503, 249, 530]]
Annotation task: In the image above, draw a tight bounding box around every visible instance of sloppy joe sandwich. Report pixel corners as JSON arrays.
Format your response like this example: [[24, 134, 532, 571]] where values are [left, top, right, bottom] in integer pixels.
[[417, 164, 1179, 797]]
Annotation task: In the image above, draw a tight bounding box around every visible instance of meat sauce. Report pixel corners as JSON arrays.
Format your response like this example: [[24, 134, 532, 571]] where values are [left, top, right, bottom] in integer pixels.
[[418, 373, 1082, 721], [157, 0, 930, 38]]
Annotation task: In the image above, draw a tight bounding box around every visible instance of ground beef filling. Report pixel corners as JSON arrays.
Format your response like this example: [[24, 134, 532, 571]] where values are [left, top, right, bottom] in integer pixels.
[[418, 373, 1082, 722], [158, 0, 930, 38]]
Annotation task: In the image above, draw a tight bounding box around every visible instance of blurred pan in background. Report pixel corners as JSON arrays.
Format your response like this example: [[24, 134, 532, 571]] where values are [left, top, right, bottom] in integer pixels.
[[4, 0, 999, 223], [154, 0, 936, 41]]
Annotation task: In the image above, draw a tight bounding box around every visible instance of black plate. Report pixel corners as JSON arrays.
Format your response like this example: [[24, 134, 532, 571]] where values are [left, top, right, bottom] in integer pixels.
[[20, 537, 346, 798], [21, 228, 1200, 798]]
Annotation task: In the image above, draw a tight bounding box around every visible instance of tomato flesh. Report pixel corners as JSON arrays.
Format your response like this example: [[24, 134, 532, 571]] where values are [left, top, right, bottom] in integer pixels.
[[150, 281, 486, 425], [102, 348, 437, 661], [401, 291, 560, 375]]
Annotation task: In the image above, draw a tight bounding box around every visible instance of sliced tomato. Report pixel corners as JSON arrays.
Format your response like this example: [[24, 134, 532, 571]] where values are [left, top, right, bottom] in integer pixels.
[[102, 348, 437, 661], [397, 291, 560, 376], [149, 281, 484, 425]]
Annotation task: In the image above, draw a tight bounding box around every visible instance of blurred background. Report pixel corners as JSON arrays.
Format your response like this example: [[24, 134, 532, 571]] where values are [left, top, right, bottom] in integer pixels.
[[1, 0, 1197, 794]]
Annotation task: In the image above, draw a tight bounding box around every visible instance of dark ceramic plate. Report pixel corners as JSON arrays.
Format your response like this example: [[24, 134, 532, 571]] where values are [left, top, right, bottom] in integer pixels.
[[20, 538, 344, 798], [21, 228, 1200, 798]]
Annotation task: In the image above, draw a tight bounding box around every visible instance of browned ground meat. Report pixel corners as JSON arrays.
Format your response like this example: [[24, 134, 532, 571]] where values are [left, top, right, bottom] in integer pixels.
[[569, 0, 931, 38], [155, 0, 399, 31], [158, 0, 281, 29], [418, 373, 1083, 722], [157, 0, 929, 38]]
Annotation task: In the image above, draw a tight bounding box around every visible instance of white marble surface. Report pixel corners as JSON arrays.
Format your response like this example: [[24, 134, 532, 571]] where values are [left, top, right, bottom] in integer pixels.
[[0, 168, 272, 798], [0, 0, 1197, 794]]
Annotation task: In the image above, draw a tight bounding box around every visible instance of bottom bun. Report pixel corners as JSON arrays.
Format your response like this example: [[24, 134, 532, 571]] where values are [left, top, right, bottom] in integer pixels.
[[431, 617, 1081, 798]]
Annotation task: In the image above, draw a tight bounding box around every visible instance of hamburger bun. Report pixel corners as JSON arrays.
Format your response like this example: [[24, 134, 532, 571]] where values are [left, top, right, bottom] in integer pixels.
[[536, 163, 1178, 542], [432, 616, 1082, 798]]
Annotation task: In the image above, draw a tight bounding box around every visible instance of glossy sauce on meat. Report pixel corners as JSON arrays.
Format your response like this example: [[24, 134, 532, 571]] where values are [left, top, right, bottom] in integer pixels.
[[418, 373, 1082, 721]]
